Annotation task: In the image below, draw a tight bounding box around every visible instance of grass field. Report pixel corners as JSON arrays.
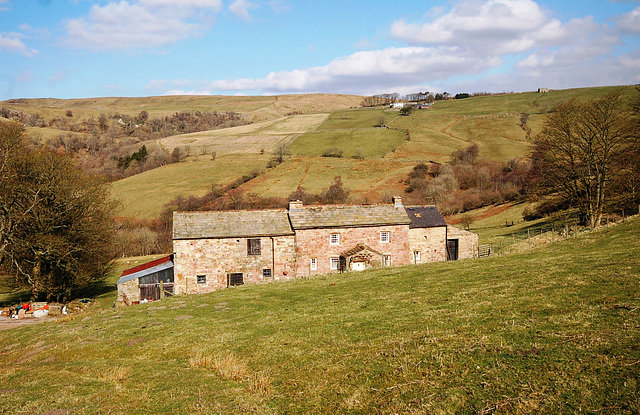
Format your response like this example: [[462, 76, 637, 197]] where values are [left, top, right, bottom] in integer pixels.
[[110, 154, 271, 219], [1, 216, 638, 414], [157, 113, 329, 156], [241, 156, 415, 199], [317, 108, 397, 130], [288, 127, 407, 159]]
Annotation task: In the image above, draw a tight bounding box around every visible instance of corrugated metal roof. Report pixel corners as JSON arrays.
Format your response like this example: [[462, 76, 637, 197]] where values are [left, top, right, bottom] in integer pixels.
[[288, 204, 410, 229], [173, 210, 294, 240], [405, 206, 447, 228], [117, 255, 174, 285]]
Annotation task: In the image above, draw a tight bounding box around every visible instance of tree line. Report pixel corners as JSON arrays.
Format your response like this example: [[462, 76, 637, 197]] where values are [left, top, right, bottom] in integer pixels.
[[0, 108, 247, 181]]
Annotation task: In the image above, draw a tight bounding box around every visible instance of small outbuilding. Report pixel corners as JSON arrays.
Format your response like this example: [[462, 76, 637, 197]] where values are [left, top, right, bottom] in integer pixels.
[[116, 255, 174, 305]]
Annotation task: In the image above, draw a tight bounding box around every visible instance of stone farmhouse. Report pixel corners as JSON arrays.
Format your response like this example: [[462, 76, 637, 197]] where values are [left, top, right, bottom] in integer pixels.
[[116, 197, 478, 304]]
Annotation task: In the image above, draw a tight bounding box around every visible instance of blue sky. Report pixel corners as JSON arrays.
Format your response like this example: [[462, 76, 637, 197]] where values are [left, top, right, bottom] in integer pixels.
[[1, 0, 639, 99]]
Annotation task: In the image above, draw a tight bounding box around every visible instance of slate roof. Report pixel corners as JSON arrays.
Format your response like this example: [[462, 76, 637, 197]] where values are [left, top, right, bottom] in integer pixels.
[[288, 204, 410, 230], [117, 255, 173, 285], [405, 206, 447, 228], [173, 210, 294, 240]]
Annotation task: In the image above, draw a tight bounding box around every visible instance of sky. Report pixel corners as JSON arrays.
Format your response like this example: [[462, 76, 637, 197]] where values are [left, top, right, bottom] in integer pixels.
[[1, 0, 639, 100]]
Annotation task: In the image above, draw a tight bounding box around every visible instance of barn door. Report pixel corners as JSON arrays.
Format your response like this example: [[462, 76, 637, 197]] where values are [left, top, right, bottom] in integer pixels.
[[447, 239, 459, 261], [139, 284, 160, 301]]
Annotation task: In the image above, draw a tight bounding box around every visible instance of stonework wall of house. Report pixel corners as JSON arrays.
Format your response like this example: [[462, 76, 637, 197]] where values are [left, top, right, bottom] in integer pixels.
[[117, 279, 139, 305], [408, 226, 447, 264], [173, 235, 296, 294], [447, 225, 479, 260], [294, 225, 411, 276]]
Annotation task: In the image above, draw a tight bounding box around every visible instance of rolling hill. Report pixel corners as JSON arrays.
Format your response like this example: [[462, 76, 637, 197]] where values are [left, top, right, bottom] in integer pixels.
[[3, 85, 635, 219]]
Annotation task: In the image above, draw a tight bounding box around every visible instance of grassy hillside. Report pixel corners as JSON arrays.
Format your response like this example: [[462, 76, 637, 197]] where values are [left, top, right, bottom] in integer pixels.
[[1, 216, 638, 414], [1, 94, 363, 123], [241, 156, 415, 200], [110, 154, 271, 219], [5, 85, 637, 220]]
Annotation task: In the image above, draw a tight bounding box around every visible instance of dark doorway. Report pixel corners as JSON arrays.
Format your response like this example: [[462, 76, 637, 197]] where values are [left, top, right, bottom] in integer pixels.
[[447, 239, 459, 261]]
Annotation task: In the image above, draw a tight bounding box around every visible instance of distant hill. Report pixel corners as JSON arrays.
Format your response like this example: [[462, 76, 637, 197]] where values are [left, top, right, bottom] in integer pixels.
[[3, 86, 635, 219]]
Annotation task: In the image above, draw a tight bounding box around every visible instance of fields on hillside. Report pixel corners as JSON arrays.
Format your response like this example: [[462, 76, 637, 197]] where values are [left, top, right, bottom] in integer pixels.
[[288, 128, 407, 159], [111, 155, 270, 219], [242, 156, 415, 199], [5, 85, 636, 220], [1, 217, 638, 414], [157, 113, 329, 155], [1, 94, 363, 123]]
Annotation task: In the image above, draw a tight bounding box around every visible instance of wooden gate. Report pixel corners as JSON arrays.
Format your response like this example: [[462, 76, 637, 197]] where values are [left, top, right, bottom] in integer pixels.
[[139, 283, 174, 301]]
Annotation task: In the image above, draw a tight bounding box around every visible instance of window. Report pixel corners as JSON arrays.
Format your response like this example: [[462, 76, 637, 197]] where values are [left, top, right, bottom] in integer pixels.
[[228, 272, 244, 286], [247, 238, 261, 255], [197, 274, 206, 284], [380, 231, 390, 243], [330, 257, 340, 270], [383, 255, 391, 266], [414, 251, 421, 261], [310, 258, 317, 271], [263, 268, 272, 278], [330, 233, 340, 245]]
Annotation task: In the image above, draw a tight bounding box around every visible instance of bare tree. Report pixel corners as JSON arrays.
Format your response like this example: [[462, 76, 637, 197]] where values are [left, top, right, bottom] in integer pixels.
[[531, 89, 639, 227]]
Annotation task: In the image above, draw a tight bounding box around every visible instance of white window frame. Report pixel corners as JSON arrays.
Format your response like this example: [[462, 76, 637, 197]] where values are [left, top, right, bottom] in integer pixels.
[[330, 233, 340, 246], [330, 257, 340, 270], [380, 231, 390, 243], [414, 251, 421, 261], [197, 274, 206, 284], [383, 255, 391, 266], [310, 258, 317, 271]]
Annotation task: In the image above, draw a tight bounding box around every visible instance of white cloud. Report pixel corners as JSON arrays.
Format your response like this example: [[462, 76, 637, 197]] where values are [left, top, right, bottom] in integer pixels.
[[390, 0, 565, 56], [229, 0, 257, 21], [150, 46, 500, 95], [0, 33, 38, 57], [616, 7, 640, 34], [63, 0, 222, 51], [146, 0, 638, 97], [269, 1, 291, 14]]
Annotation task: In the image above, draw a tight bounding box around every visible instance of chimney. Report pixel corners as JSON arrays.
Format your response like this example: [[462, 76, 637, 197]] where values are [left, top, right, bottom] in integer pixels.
[[392, 196, 403, 208], [288, 200, 303, 211]]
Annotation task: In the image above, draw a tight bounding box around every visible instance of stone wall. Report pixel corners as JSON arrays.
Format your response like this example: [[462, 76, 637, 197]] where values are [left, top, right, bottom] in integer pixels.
[[117, 279, 139, 305], [446, 225, 479, 260], [294, 224, 411, 276], [408, 226, 447, 264], [173, 235, 296, 294]]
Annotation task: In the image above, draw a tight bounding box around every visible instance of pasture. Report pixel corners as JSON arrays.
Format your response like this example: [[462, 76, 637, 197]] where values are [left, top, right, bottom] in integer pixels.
[[1, 216, 638, 414]]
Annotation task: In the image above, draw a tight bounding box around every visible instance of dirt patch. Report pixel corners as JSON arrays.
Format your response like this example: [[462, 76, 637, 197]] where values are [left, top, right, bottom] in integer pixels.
[[126, 337, 145, 346], [0, 316, 54, 331]]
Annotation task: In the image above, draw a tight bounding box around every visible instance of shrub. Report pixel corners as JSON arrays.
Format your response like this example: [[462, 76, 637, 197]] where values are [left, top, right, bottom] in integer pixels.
[[322, 147, 343, 158]]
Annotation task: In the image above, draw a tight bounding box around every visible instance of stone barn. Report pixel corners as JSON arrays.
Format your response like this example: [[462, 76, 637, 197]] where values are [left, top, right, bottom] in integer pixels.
[[116, 255, 174, 305], [172, 210, 296, 295], [446, 225, 479, 260]]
